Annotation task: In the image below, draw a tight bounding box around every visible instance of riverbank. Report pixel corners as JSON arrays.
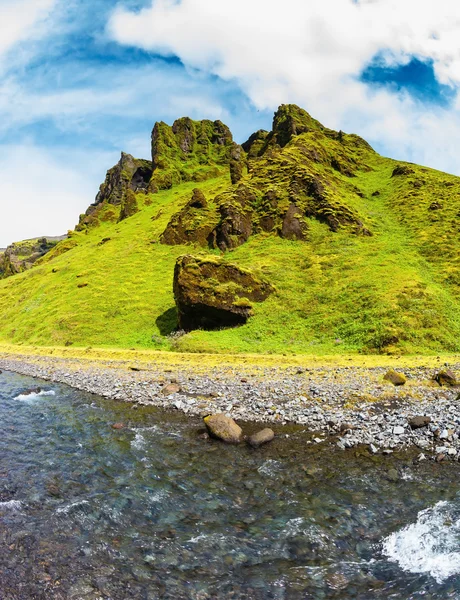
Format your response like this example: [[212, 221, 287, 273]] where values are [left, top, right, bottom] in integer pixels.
[[1, 345, 460, 460]]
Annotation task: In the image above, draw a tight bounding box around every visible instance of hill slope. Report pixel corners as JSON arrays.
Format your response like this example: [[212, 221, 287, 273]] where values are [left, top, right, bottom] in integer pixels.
[[1, 104, 460, 355]]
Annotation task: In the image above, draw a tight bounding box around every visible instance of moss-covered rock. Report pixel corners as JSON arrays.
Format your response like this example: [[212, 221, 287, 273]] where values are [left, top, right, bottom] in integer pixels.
[[161, 104, 372, 250], [119, 189, 139, 222], [161, 188, 219, 246], [150, 118, 237, 190], [173, 255, 274, 330], [0, 236, 67, 279]]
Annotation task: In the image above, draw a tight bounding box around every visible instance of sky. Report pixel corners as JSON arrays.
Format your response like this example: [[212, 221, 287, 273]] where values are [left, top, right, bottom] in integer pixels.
[[2, 0, 460, 247]]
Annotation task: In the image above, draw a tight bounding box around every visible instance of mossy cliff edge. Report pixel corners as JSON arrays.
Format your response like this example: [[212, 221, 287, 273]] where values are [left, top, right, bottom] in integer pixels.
[[1, 104, 460, 355]]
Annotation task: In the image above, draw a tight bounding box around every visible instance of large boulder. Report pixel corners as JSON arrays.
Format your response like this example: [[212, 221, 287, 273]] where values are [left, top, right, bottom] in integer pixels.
[[173, 255, 274, 330], [204, 414, 243, 444]]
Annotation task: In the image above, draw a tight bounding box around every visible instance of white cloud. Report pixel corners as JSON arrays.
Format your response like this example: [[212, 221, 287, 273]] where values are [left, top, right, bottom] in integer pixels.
[[0, 0, 55, 59], [0, 144, 114, 248], [108, 0, 460, 173]]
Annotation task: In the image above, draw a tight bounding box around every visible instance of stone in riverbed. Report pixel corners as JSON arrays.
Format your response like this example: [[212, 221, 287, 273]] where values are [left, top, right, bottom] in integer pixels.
[[111, 423, 125, 430], [408, 416, 431, 429], [204, 414, 243, 444], [434, 370, 457, 386], [387, 469, 399, 482], [248, 428, 275, 448], [162, 383, 182, 395], [383, 369, 406, 386]]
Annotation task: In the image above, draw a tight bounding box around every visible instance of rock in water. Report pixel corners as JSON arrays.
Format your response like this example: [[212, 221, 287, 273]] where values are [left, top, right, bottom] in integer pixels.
[[383, 369, 407, 386], [248, 429, 275, 448], [173, 255, 274, 331], [434, 370, 457, 386], [204, 414, 243, 444], [408, 416, 431, 429]]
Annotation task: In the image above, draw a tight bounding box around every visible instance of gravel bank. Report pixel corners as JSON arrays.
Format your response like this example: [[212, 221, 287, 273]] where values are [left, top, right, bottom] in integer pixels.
[[1, 354, 460, 461]]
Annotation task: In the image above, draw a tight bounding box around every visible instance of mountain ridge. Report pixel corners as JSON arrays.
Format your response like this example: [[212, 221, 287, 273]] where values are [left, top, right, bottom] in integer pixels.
[[1, 104, 460, 355]]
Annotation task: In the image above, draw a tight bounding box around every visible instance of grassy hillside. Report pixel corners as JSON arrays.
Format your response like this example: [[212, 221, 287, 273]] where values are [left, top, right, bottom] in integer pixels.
[[1, 105, 460, 355]]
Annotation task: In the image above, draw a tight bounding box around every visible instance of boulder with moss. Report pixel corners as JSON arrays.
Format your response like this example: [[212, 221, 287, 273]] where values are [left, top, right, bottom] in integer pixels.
[[173, 255, 274, 330]]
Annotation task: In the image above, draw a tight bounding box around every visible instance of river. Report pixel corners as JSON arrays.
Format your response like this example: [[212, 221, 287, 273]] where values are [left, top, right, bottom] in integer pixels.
[[1, 370, 460, 599]]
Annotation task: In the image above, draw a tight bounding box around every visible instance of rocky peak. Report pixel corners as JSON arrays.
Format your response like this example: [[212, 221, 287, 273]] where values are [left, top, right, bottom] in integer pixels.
[[269, 104, 325, 148], [150, 118, 237, 190], [77, 152, 152, 230]]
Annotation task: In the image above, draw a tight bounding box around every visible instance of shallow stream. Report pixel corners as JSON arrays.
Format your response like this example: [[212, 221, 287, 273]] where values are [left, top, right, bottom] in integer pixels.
[[1, 370, 460, 599]]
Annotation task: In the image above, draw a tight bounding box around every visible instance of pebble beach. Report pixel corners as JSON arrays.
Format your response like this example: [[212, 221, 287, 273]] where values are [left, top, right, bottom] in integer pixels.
[[1, 353, 460, 461]]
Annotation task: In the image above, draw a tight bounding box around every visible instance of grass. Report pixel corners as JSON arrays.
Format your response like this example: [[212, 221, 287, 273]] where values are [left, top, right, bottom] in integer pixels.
[[1, 106, 460, 356]]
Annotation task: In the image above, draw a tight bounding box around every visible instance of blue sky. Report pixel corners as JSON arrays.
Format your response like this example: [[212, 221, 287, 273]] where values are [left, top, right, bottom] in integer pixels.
[[2, 0, 460, 246]]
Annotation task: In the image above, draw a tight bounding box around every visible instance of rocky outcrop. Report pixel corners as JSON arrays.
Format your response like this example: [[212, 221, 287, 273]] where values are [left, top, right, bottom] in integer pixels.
[[160, 104, 372, 250], [160, 188, 218, 246], [151, 118, 237, 190], [173, 255, 274, 330], [78, 153, 152, 229], [0, 236, 67, 279]]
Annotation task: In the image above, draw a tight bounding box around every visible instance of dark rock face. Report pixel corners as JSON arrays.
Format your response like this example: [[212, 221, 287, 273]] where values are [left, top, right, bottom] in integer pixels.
[[209, 185, 256, 251], [78, 153, 152, 229], [268, 104, 325, 148], [0, 236, 67, 279], [173, 255, 274, 331], [242, 129, 269, 159], [281, 204, 309, 241]]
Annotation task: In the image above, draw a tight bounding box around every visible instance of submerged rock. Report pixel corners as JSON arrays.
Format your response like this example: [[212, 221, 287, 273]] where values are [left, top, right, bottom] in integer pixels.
[[383, 370, 407, 386], [204, 414, 243, 444], [173, 255, 274, 331], [248, 429, 275, 448]]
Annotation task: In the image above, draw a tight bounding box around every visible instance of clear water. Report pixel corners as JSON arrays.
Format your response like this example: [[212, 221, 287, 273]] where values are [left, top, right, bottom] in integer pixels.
[[2, 370, 460, 599]]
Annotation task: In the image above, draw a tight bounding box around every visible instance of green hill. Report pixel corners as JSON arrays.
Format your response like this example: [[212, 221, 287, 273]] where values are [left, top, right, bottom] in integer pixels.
[[1, 104, 460, 355]]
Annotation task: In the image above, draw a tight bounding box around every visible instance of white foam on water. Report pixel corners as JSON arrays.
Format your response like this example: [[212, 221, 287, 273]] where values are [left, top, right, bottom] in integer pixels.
[[382, 501, 460, 583], [14, 390, 56, 402], [56, 500, 90, 515], [0, 500, 22, 511]]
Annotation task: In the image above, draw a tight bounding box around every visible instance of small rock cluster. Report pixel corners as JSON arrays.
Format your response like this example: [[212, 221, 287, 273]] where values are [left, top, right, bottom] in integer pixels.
[[204, 413, 274, 447]]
